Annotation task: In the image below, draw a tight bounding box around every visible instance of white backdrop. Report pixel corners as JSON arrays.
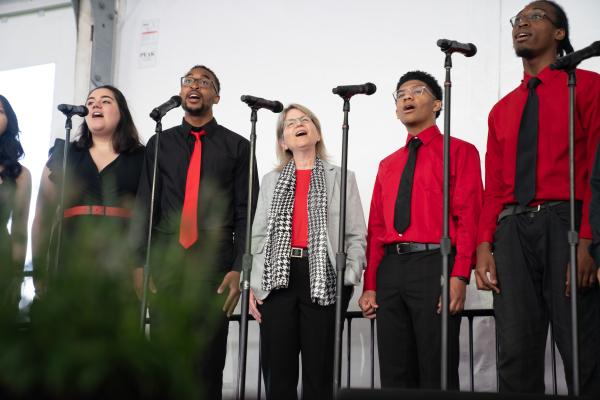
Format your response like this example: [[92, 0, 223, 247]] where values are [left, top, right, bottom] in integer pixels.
[[114, 0, 600, 217]]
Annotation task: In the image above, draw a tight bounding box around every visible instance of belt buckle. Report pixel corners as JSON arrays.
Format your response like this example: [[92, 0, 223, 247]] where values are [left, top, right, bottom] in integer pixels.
[[528, 203, 542, 218], [91, 205, 105, 215], [395, 243, 411, 255], [290, 248, 303, 258]]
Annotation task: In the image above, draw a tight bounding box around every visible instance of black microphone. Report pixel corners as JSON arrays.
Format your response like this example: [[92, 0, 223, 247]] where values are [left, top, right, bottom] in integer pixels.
[[551, 41, 600, 71], [332, 82, 377, 98], [240, 95, 284, 113], [149, 95, 182, 121], [57, 104, 88, 117], [437, 39, 477, 57]]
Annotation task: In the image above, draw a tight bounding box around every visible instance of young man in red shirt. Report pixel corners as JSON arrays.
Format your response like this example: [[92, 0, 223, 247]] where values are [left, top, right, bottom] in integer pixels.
[[359, 70, 483, 389], [475, 1, 600, 395]]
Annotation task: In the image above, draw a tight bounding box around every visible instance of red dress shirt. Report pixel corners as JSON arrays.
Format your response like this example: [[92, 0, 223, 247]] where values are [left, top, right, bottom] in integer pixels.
[[291, 169, 311, 248], [478, 66, 600, 244], [364, 125, 483, 291]]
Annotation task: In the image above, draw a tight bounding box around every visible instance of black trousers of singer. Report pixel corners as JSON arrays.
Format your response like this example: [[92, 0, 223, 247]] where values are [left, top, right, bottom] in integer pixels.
[[493, 202, 600, 395], [258, 257, 352, 400], [376, 249, 460, 390]]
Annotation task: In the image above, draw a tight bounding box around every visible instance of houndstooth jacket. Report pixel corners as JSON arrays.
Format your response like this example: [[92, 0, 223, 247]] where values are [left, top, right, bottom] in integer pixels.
[[250, 159, 367, 301]]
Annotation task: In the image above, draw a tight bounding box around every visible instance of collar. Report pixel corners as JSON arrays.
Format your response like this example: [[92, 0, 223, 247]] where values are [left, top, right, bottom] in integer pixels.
[[521, 64, 561, 90], [181, 117, 218, 135], [404, 124, 441, 147]]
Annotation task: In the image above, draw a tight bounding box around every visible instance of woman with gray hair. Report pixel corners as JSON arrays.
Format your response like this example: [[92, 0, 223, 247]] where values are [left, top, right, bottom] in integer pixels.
[[249, 103, 366, 399]]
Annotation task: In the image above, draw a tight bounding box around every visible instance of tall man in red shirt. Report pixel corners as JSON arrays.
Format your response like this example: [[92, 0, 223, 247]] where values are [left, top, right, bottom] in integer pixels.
[[358, 70, 483, 389], [475, 1, 600, 395]]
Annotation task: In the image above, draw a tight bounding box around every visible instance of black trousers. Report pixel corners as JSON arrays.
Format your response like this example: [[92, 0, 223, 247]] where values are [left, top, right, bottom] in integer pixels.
[[493, 202, 600, 395], [376, 249, 460, 390], [259, 257, 352, 400]]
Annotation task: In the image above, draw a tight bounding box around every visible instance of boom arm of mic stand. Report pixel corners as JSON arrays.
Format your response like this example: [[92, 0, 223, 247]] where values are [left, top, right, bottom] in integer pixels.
[[140, 120, 162, 332], [236, 107, 258, 400]]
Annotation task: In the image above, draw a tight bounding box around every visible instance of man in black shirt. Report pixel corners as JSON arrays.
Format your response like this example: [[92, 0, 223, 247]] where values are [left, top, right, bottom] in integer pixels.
[[133, 65, 258, 399]]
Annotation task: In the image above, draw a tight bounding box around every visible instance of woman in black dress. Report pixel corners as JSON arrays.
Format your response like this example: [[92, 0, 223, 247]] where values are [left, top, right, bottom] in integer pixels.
[[0, 95, 31, 304], [32, 85, 144, 289]]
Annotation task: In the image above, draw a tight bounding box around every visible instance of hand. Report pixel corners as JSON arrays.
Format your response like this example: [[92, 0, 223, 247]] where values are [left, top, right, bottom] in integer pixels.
[[358, 290, 378, 319], [133, 267, 156, 300], [217, 271, 241, 317], [475, 242, 500, 294], [565, 238, 598, 297], [438, 277, 467, 315], [248, 289, 263, 323]]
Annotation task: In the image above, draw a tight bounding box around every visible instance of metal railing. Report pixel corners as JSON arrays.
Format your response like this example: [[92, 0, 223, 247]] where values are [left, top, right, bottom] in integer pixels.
[[226, 307, 548, 399]]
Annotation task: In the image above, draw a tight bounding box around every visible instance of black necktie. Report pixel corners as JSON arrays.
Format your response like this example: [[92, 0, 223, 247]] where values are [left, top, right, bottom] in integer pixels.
[[394, 137, 422, 234], [515, 77, 541, 206]]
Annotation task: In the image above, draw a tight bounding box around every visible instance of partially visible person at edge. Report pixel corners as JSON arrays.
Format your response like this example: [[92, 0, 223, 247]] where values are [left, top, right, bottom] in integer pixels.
[[248, 103, 366, 400], [0, 95, 31, 306], [593, 142, 600, 283], [475, 1, 600, 395], [358, 70, 483, 390], [32, 85, 144, 292], [131, 65, 259, 400]]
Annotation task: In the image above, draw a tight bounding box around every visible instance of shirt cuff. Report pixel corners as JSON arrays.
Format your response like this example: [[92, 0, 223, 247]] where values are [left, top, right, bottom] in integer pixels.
[[450, 256, 472, 280], [477, 228, 496, 246]]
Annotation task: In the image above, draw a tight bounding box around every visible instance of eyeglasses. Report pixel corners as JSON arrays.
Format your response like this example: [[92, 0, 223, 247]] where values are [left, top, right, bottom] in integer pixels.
[[510, 10, 557, 27], [393, 85, 431, 101], [284, 116, 311, 129], [180, 76, 218, 93]]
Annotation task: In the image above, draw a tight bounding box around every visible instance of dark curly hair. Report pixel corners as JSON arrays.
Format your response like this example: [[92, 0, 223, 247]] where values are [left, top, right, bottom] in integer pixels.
[[187, 65, 221, 94], [0, 95, 24, 181], [531, 0, 574, 56], [397, 70, 443, 118], [75, 85, 142, 153]]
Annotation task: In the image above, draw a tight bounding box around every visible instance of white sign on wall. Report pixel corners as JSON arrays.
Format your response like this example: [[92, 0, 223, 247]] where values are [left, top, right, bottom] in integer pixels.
[[138, 19, 159, 68]]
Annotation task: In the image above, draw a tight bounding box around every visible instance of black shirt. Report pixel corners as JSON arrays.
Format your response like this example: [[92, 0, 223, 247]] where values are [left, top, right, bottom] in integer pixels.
[[48, 139, 145, 208], [44, 139, 145, 271], [132, 118, 259, 274]]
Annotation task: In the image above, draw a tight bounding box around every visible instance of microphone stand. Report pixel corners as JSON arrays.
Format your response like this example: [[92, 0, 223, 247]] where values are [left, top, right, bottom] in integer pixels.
[[566, 66, 580, 396], [236, 107, 258, 400], [333, 97, 350, 398], [51, 114, 74, 280], [439, 51, 453, 392], [139, 118, 163, 332]]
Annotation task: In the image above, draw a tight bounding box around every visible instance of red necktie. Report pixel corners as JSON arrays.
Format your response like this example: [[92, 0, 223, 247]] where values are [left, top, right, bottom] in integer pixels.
[[179, 129, 206, 249]]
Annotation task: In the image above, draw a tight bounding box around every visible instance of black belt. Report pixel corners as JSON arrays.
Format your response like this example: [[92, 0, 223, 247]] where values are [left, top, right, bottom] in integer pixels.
[[497, 201, 567, 222], [290, 247, 309, 258], [385, 242, 441, 256]]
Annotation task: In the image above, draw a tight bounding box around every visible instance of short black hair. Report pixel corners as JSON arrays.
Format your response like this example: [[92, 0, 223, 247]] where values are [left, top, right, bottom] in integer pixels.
[[0, 94, 24, 181], [397, 70, 443, 118], [188, 65, 221, 94], [76, 85, 142, 153], [531, 0, 574, 56]]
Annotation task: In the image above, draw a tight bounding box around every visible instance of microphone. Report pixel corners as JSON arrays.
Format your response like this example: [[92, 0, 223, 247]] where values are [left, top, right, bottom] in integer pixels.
[[149, 95, 182, 121], [57, 104, 88, 117], [437, 39, 477, 57], [551, 41, 600, 71], [240, 95, 284, 113], [332, 82, 377, 98]]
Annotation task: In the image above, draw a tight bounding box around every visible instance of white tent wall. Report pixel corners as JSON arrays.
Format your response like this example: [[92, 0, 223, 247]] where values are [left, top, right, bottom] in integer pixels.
[[0, 3, 77, 143]]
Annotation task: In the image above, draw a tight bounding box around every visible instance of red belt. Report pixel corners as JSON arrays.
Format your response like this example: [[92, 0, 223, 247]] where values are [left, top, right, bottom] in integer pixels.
[[63, 205, 132, 219]]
